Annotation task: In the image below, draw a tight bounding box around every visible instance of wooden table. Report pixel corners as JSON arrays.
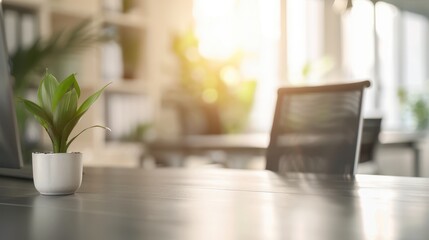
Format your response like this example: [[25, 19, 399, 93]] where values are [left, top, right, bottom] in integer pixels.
[[1, 168, 429, 240]]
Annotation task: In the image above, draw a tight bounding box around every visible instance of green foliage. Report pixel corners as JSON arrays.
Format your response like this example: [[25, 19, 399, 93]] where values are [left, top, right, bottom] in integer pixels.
[[120, 123, 152, 142], [171, 29, 256, 133], [398, 87, 429, 130], [11, 19, 106, 96], [412, 98, 429, 130], [20, 71, 110, 153], [301, 56, 335, 80]]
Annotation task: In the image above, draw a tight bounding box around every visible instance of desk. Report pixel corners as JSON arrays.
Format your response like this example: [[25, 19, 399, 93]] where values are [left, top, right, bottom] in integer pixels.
[[148, 131, 425, 175], [379, 131, 426, 177], [146, 134, 268, 168], [1, 168, 429, 240]]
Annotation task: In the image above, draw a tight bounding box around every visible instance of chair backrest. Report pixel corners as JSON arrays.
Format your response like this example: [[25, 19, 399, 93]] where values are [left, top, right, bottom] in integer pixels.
[[359, 118, 382, 164], [266, 81, 371, 175]]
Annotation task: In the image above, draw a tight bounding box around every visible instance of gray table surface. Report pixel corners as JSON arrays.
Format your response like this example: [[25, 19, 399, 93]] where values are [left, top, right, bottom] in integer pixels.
[[1, 167, 429, 240]]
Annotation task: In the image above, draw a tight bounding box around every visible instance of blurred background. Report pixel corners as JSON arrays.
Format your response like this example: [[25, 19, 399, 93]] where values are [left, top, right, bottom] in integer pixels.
[[3, 0, 429, 177]]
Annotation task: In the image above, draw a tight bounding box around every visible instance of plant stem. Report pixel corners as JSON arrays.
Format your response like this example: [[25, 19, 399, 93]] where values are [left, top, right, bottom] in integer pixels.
[[53, 142, 60, 153]]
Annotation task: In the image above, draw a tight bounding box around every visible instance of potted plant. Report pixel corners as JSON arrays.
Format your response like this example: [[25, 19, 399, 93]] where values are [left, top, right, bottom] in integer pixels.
[[11, 19, 108, 164], [20, 71, 110, 195]]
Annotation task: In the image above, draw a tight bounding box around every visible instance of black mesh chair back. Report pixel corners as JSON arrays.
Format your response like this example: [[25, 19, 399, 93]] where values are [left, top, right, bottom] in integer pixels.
[[359, 118, 382, 164], [266, 81, 371, 175]]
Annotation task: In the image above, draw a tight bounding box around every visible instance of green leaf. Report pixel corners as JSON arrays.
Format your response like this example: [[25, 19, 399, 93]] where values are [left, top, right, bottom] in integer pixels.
[[19, 98, 52, 127], [67, 125, 111, 149], [52, 73, 81, 111], [58, 83, 111, 149], [77, 83, 111, 116], [38, 73, 59, 116], [60, 115, 81, 153], [36, 70, 46, 107], [53, 89, 78, 131], [19, 98, 60, 152]]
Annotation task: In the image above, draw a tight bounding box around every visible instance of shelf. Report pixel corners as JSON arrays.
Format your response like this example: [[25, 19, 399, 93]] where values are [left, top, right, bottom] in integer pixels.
[[105, 141, 143, 149], [103, 12, 147, 29], [7, 0, 153, 167], [3, 0, 44, 9], [49, 2, 95, 19]]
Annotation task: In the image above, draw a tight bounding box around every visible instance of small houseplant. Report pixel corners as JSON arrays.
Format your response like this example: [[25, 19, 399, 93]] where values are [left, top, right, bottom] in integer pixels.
[[20, 71, 110, 195], [11, 19, 108, 163]]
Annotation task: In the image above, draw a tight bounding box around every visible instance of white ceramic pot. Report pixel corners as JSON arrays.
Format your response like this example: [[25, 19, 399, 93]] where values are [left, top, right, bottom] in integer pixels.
[[32, 152, 83, 195]]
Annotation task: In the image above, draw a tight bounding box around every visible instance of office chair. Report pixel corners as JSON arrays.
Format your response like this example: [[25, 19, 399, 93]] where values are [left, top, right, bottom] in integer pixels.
[[266, 80, 371, 175], [357, 118, 382, 174]]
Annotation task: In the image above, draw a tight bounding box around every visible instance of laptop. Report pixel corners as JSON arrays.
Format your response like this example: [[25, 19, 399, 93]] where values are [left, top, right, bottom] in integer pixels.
[[0, 3, 32, 179]]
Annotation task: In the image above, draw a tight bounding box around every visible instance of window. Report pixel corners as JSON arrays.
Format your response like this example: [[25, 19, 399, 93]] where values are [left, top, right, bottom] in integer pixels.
[[376, 2, 400, 128], [341, 0, 376, 115], [342, 0, 429, 129], [286, 0, 324, 84], [193, 0, 280, 132]]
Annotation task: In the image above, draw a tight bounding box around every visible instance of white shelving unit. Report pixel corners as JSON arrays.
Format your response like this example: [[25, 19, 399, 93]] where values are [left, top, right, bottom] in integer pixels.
[[4, 0, 156, 166]]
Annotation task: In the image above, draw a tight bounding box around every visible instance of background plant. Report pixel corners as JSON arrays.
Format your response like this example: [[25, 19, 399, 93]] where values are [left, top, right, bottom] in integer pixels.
[[11, 19, 105, 96], [398, 88, 429, 130], [120, 123, 152, 142], [171, 29, 256, 134], [20, 72, 110, 153]]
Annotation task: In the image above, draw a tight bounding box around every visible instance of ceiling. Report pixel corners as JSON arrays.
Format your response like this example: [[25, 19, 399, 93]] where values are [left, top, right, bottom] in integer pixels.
[[376, 0, 429, 18]]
